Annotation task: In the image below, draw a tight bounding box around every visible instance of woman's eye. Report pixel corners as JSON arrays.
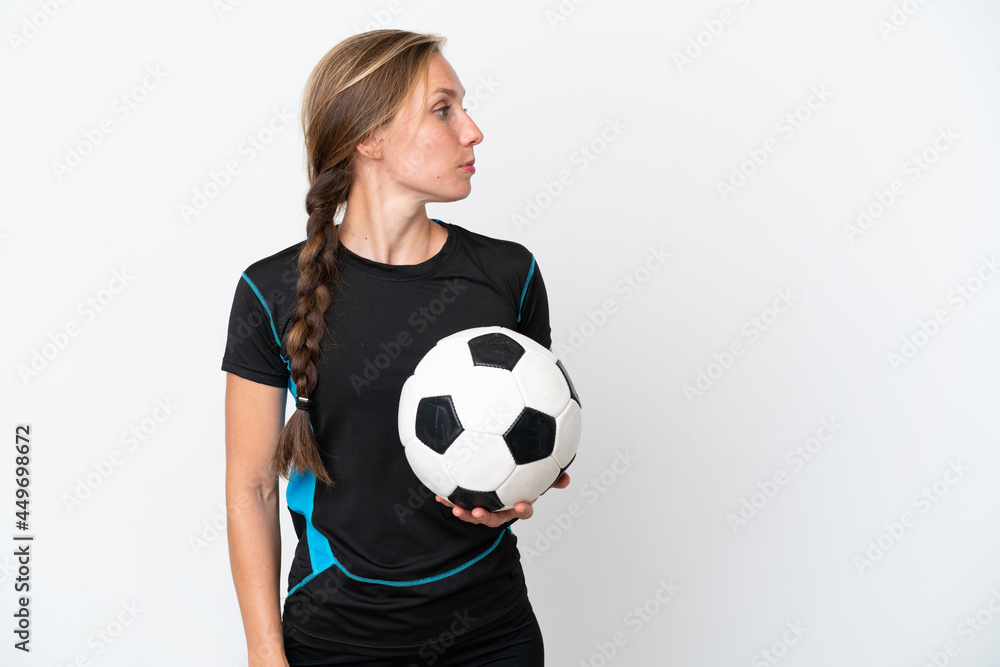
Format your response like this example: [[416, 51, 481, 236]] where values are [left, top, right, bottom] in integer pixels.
[[435, 105, 469, 118]]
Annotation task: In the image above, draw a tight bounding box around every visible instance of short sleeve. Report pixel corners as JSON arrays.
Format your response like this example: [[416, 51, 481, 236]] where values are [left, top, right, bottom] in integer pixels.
[[220, 272, 291, 388], [514, 255, 552, 350]]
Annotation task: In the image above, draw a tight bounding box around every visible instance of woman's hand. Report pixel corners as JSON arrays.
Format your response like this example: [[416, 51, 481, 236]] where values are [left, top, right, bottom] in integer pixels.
[[435, 473, 570, 527]]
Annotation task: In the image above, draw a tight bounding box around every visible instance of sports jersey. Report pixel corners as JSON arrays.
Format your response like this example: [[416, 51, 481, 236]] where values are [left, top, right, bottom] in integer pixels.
[[220, 219, 551, 656]]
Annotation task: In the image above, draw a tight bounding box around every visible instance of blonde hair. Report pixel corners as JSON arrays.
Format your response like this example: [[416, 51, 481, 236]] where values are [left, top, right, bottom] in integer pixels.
[[272, 29, 447, 486]]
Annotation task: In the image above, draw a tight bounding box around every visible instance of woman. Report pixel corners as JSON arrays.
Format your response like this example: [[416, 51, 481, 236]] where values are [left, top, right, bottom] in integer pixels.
[[222, 29, 569, 666]]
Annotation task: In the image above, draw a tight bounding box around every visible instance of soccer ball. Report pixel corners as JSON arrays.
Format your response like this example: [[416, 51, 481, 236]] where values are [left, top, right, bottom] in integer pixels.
[[397, 326, 581, 512]]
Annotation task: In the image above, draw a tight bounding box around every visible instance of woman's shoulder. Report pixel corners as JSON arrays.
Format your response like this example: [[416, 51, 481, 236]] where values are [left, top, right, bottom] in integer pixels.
[[446, 221, 536, 270], [244, 239, 305, 272], [231, 241, 306, 329], [240, 239, 306, 290]]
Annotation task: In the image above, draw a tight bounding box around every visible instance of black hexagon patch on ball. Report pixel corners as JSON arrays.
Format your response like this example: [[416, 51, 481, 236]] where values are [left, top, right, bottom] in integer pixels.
[[468, 332, 525, 371], [448, 487, 504, 512], [503, 407, 557, 464], [415, 396, 464, 454]]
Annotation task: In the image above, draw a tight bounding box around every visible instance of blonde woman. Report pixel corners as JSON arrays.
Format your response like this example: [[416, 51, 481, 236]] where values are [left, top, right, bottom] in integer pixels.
[[222, 29, 569, 666]]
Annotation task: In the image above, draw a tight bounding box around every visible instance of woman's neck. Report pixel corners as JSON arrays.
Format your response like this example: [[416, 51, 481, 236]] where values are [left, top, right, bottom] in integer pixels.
[[339, 204, 446, 266]]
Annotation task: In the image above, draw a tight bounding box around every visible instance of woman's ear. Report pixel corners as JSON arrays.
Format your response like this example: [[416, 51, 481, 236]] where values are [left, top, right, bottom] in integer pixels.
[[356, 133, 384, 159]]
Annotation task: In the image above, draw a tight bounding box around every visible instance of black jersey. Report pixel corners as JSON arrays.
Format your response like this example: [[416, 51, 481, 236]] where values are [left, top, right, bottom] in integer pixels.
[[220, 219, 551, 656]]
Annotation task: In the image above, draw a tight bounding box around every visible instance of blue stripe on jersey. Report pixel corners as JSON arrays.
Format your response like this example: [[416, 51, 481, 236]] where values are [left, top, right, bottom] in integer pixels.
[[286, 468, 511, 592], [241, 272, 290, 366], [240, 272, 314, 434], [517, 256, 536, 323], [332, 524, 509, 588], [240, 273, 328, 592], [241, 269, 510, 592], [286, 469, 335, 596]]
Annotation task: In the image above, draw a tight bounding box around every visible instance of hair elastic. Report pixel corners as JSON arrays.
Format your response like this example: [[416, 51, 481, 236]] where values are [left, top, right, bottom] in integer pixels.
[[295, 396, 312, 411]]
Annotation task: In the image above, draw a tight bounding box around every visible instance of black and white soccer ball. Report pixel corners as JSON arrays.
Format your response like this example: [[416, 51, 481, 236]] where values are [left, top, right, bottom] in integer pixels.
[[397, 326, 581, 512]]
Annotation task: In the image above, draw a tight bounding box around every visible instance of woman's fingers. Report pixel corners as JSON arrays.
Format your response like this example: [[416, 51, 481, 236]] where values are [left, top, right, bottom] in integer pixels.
[[434, 495, 537, 525], [552, 472, 571, 489]]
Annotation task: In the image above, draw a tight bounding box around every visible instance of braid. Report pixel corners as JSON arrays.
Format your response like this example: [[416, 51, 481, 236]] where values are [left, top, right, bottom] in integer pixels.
[[271, 29, 446, 486], [271, 168, 350, 487]]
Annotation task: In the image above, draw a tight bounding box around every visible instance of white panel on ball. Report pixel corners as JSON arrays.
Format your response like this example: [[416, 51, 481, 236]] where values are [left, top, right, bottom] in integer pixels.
[[510, 349, 571, 417], [449, 366, 525, 433], [551, 400, 582, 469], [397, 376, 420, 445], [495, 456, 562, 508], [403, 437, 458, 497], [410, 340, 474, 396], [443, 431, 517, 491]]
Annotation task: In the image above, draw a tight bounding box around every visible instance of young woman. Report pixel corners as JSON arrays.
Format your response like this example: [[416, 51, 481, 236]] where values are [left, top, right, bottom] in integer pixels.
[[222, 29, 569, 667]]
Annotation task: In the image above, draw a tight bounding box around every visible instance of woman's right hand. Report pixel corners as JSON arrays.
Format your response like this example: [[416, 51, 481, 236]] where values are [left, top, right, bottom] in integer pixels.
[[248, 655, 290, 667], [247, 640, 290, 667]]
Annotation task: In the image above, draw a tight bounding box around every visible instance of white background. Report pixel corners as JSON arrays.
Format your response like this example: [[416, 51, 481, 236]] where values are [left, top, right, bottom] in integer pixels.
[[2, 1, 999, 665]]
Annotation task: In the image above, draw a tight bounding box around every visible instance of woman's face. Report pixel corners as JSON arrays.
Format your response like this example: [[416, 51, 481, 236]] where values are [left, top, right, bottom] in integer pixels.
[[370, 53, 484, 204]]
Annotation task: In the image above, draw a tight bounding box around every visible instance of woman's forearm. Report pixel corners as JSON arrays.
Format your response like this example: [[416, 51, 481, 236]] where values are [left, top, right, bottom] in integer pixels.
[[227, 483, 288, 667]]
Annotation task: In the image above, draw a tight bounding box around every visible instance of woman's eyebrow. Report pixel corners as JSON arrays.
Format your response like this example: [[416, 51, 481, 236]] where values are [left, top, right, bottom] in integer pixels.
[[432, 86, 466, 99]]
